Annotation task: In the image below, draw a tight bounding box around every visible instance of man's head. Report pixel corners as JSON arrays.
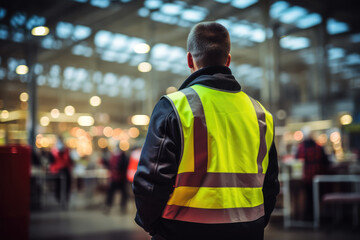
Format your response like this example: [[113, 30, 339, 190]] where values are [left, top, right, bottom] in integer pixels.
[[187, 22, 231, 72]]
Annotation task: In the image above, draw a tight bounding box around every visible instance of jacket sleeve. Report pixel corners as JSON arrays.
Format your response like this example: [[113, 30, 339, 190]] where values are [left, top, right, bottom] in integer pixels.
[[132, 98, 181, 235], [262, 140, 280, 227]]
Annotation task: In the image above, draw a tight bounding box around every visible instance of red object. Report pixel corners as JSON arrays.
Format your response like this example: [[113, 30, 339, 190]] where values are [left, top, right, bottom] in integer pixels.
[[109, 151, 127, 182], [127, 148, 141, 182], [50, 148, 72, 174], [0, 144, 31, 240]]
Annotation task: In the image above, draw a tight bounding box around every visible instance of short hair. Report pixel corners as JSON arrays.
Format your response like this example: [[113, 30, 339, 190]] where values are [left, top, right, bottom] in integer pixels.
[[187, 22, 230, 68]]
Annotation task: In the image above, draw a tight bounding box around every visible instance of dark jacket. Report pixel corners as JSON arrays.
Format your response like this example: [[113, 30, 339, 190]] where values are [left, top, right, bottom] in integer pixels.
[[133, 66, 280, 240], [296, 138, 329, 183]]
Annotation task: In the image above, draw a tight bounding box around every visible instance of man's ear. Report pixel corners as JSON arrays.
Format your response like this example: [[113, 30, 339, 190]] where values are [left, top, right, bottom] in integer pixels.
[[225, 53, 231, 67], [187, 52, 194, 69]]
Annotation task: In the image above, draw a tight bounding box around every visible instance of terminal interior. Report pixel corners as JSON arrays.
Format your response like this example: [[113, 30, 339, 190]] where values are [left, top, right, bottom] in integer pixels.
[[0, 0, 360, 239]]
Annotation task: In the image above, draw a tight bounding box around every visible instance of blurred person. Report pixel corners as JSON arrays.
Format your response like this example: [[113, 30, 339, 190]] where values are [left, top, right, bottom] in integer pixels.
[[133, 22, 279, 240], [295, 126, 330, 220], [49, 136, 73, 206], [100, 146, 111, 169], [126, 147, 141, 183], [103, 144, 129, 214]]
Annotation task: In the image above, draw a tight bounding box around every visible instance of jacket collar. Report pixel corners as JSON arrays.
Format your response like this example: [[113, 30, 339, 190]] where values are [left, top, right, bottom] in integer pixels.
[[179, 65, 241, 92]]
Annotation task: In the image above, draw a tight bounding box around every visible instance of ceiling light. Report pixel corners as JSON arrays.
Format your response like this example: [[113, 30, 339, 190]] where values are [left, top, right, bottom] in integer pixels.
[[16, 65, 29, 75], [31, 26, 49, 36], [0, 110, 9, 119], [51, 108, 60, 118], [293, 130, 303, 141], [64, 105, 75, 116], [131, 114, 150, 125], [138, 62, 152, 72], [40, 116, 50, 126], [128, 127, 140, 138], [340, 114, 352, 125], [119, 140, 130, 151], [134, 43, 150, 54], [19, 92, 29, 102], [77, 116, 95, 126], [103, 126, 113, 137], [90, 96, 101, 107], [98, 138, 108, 148]]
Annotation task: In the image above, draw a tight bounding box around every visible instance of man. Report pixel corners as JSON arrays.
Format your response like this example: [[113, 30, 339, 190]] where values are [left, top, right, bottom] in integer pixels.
[[49, 136, 73, 206], [133, 22, 279, 240], [103, 145, 129, 214], [296, 126, 329, 220]]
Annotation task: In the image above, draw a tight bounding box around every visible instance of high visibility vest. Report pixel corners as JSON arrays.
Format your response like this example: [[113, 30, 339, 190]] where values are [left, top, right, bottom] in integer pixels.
[[161, 85, 274, 224]]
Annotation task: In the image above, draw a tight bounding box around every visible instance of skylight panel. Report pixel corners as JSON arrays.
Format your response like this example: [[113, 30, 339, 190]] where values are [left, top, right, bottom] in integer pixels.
[[56, 22, 74, 39], [151, 44, 170, 59], [216, 19, 232, 30], [151, 12, 178, 25], [104, 73, 117, 85], [279, 6, 308, 24], [328, 48, 345, 60], [26, 15, 46, 30], [327, 18, 349, 35], [161, 3, 183, 15], [350, 33, 360, 43], [133, 78, 146, 90], [249, 28, 265, 42], [101, 50, 118, 62], [90, 0, 110, 8], [145, 0, 163, 10], [296, 13, 322, 29], [72, 43, 93, 57], [73, 25, 91, 40], [231, 0, 258, 9], [12, 30, 24, 42], [231, 23, 252, 38], [280, 36, 310, 50], [110, 34, 128, 50], [181, 8, 207, 22], [0, 8, 6, 20], [10, 12, 27, 28], [0, 25, 9, 40], [215, 0, 231, 4], [41, 35, 62, 49], [168, 47, 186, 62], [117, 53, 130, 64], [270, 1, 289, 19], [138, 8, 150, 17], [346, 53, 360, 65], [94, 30, 112, 48], [0, 67, 6, 80]]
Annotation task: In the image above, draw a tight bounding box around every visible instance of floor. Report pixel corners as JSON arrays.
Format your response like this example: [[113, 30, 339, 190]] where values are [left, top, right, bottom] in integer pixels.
[[29, 183, 360, 240]]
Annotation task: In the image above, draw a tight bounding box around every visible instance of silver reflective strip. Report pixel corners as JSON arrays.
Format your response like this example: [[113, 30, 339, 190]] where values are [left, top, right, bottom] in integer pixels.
[[248, 97, 267, 174]]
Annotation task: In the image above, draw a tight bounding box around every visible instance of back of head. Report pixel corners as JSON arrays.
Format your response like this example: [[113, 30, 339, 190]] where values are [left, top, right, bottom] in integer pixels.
[[301, 125, 312, 140], [187, 22, 230, 68]]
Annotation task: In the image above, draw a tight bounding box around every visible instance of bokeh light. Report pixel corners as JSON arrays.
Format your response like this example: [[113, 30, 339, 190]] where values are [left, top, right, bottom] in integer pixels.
[[64, 105, 75, 116], [19, 92, 29, 102]]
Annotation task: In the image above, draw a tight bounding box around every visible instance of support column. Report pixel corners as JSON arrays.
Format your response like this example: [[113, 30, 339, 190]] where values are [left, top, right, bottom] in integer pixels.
[[316, 15, 331, 119], [26, 41, 38, 149], [259, 0, 280, 114]]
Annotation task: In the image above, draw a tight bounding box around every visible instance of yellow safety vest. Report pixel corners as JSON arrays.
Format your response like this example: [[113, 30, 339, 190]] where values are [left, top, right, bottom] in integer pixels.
[[162, 85, 274, 224]]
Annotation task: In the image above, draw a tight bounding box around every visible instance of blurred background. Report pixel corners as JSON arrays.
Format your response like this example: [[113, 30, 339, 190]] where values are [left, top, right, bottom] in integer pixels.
[[0, 0, 359, 239]]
